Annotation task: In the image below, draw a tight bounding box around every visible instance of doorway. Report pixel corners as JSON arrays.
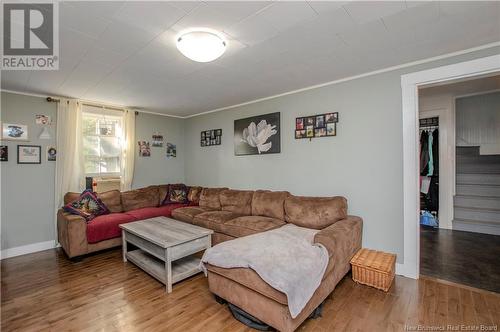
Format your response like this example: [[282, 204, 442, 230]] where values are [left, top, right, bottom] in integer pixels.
[[417, 75, 500, 292], [400, 54, 500, 280]]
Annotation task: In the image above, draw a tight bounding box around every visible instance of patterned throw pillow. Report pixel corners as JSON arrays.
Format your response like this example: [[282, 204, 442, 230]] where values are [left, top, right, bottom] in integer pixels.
[[162, 184, 189, 205], [63, 189, 109, 221]]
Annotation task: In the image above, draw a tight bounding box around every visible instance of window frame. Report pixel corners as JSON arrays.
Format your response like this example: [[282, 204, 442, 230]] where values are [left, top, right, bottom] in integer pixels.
[[82, 106, 124, 178]]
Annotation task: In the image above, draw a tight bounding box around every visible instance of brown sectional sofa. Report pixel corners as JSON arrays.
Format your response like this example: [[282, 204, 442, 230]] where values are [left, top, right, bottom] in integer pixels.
[[171, 187, 363, 332]]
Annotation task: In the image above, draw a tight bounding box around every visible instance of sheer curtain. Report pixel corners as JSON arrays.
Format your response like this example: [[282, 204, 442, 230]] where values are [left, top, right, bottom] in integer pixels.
[[121, 109, 135, 191], [54, 99, 85, 239]]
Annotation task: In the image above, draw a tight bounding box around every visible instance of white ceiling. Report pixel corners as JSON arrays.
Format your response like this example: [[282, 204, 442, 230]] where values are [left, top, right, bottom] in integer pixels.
[[2, 1, 499, 117], [419, 74, 500, 97]]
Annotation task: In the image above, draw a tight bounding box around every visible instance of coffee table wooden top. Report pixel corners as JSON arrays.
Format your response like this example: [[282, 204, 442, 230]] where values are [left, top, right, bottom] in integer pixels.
[[119, 217, 213, 248]]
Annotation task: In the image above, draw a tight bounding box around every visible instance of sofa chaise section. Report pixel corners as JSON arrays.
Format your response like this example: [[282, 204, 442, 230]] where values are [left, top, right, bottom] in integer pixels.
[[205, 196, 362, 332]]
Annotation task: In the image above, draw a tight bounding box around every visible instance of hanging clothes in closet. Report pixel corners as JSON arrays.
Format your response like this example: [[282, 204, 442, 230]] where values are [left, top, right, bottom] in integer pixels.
[[419, 117, 439, 227]]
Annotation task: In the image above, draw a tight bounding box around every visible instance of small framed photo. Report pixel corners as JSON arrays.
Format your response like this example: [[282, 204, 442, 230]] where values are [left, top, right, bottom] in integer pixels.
[[35, 115, 51, 125], [0, 145, 8, 161], [17, 145, 41, 164], [315, 128, 326, 137], [2, 123, 28, 141], [138, 141, 151, 157], [326, 123, 336, 136], [47, 146, 57, 161], [325, 112, 339, 123], [306, 126, 314, 138], [315, 115, 325, 128], [296, 118, 304, 130], [295, 130, 306, 139], [305, 117, 315, 127]]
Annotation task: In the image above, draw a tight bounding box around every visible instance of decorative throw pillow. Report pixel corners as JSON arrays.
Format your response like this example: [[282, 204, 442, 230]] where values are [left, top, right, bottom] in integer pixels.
[[63, 189, 109, 221], [162, 184, 189, 205]]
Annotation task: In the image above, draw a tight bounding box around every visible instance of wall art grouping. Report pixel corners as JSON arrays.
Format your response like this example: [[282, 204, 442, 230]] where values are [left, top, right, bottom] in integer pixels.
[[234, 112, 280, 156], [295, 112, 338, 139], [201, 129, 222, 147]]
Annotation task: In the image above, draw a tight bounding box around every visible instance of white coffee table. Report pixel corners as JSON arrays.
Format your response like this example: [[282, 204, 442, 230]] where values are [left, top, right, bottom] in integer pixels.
[[120, 216, 213, 293]]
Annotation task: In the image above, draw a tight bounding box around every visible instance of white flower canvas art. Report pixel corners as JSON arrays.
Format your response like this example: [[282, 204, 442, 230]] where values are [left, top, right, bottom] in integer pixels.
[[234, 112, 280, 155]]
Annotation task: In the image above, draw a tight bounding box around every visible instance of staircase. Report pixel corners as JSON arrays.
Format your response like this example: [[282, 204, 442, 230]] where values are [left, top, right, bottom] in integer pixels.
[[453, 146, 500, 235]]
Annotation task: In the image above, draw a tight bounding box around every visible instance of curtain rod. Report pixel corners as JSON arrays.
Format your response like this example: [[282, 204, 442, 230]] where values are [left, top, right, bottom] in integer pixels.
[[47, 97, 138, 115]]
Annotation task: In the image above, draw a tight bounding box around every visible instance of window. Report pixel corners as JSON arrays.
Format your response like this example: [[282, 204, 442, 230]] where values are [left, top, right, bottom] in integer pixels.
[[82, 106, 123, 176]]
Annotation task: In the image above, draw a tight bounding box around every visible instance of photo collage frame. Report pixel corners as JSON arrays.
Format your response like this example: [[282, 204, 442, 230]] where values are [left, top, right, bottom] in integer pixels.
[[201, 129, 222, 147], [295, 112, 338, 139]]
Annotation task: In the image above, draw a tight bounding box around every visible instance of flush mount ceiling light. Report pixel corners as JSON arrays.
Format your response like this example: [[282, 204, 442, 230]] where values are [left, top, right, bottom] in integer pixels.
[[176, 28, 227, 63]]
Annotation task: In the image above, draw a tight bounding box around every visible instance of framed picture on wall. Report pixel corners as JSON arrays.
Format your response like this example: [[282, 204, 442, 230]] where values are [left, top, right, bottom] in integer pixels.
[[200, 129, 222, 147], [234, 112, 280, 155], [17, 145, 41, 164], [0, 145, 8, 161], [1, 123, 28, 141]]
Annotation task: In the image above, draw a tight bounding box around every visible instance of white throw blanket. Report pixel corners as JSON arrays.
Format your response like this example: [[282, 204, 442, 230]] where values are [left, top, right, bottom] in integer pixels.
[[200, 224, 329, 318]]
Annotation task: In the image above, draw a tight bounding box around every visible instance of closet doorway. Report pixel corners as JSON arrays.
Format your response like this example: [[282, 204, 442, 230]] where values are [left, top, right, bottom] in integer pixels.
[[418, 74, 500, 293]]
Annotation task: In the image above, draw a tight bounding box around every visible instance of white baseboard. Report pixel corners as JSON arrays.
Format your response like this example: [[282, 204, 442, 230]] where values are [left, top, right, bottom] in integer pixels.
[[395, 263, 407, 277], [0, 240, 56, 260]]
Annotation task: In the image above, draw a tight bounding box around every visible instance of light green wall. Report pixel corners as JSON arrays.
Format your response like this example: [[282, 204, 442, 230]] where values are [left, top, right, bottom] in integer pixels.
[[1, 92, 57, 250], [133, 112, 185, 188], [0, 92, 185, 250], [184, 46, 500, 263]]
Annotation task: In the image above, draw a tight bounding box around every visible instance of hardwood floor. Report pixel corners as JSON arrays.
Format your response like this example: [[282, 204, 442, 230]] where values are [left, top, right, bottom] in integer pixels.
[[420, 226, 500, 293], [2, 248, 499, 332]]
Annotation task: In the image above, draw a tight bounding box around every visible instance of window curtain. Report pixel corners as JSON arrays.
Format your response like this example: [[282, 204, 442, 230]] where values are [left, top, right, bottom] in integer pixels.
[[54, 99, 85, 239], [121, 109, 135, 191]]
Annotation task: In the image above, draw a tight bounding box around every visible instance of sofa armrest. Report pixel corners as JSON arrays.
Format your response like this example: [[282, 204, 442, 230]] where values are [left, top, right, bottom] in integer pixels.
[[57, 209, 88, 258], [314, 216, 363, 262]]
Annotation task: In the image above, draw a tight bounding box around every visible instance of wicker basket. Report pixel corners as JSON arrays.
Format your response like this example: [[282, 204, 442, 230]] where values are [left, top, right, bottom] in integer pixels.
[[350, 248, 396, 292]]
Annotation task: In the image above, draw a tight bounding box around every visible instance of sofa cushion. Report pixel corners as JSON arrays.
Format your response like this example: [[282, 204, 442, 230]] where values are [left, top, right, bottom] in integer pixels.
[[87, 213, 137, 243], [285, 196, 347, 229], [63, 189, 109, 221], [125, 203, 187, 220], [220, 189, 254, 215], [163, 184, 189, 205], [121, 186, 159, 211], [222, 216, 285, 238], [193, 211, 243, 232], [199, 187, 226, 210], [252, 190, 289, 220], [64, 190, 123, 213], [171, 206, 212, 224], [187, 186, 203, 203], [97, 190, 123, 213]]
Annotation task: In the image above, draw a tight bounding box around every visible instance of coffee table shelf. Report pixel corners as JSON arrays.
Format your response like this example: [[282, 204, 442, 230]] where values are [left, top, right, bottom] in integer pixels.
[[127, 249, 202, 284], [120, 216, 213, 293]]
